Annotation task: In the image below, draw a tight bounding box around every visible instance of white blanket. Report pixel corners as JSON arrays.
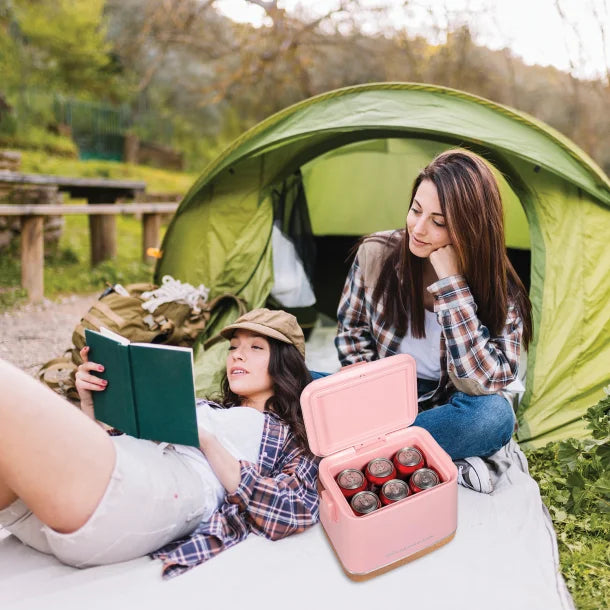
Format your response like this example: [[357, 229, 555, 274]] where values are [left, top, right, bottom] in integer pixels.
[[0, 325, 574, 610], [0, 439, 574, 610]]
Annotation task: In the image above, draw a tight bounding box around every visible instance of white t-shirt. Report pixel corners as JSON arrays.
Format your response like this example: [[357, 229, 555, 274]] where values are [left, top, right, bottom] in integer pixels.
[[172, 401, 265, 515], [398, 309, 442, 381]]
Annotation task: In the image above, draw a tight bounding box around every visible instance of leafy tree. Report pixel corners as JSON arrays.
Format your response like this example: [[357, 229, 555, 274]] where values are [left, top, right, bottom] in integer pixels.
[[9, 0, 119, 98]]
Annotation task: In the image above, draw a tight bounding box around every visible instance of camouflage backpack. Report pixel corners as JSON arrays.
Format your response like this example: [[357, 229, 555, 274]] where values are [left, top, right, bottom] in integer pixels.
[[39, 278, 247, 400]]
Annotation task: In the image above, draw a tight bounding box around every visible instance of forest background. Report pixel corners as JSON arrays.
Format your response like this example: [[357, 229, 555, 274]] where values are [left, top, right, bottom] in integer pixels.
[[1, 0, 609, 174]]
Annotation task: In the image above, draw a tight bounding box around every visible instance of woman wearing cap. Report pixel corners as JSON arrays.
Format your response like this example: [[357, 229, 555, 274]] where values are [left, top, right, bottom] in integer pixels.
[[336, 150, 532, 494], [0, 308, 318, 578]]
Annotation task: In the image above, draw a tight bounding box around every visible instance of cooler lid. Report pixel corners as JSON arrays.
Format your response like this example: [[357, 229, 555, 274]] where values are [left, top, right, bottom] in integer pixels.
[[300, 354, 418, 457]]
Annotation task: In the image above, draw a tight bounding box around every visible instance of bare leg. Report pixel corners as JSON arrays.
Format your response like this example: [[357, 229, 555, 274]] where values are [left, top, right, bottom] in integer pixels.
[[0, 479, 17, 510], [0, 359, 115, 533]]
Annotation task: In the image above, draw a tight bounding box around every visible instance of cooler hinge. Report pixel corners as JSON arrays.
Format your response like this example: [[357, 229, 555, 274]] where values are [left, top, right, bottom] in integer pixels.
[[354, 437, 388, 453]]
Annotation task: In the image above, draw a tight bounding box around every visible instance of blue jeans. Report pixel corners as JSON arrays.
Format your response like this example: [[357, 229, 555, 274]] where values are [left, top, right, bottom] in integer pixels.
[[413, 379, 514, 460]]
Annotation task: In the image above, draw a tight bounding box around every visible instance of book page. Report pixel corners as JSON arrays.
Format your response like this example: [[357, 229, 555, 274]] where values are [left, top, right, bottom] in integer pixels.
[[99, 326, 130, 345], [131, 342, 191, 352]]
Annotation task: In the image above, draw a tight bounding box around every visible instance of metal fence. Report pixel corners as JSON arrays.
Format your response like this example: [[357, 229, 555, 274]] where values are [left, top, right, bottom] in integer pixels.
[[3, 90, 173, 161]]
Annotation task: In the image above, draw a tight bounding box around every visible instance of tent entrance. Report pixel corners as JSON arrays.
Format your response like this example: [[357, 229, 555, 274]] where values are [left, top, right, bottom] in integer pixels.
[[285, 138, 533, 319]]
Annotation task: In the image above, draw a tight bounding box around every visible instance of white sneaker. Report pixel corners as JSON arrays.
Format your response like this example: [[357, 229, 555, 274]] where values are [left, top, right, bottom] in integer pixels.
[[455, 456, 493, 494]]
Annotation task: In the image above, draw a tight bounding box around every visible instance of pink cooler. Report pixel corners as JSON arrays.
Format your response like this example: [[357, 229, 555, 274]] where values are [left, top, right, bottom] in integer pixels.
[[300, 354, 457, 580]]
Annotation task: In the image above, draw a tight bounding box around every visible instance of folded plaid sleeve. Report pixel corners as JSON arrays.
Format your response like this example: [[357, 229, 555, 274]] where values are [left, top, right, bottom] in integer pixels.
[[226, 432, 319, 541], [428, 274, 522, 392], [153, 502, 250, 579], [335, 253, 377, 365]]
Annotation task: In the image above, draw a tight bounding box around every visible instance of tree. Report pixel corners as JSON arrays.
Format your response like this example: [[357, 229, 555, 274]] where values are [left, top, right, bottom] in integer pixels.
[[10, 0, 118, 98]]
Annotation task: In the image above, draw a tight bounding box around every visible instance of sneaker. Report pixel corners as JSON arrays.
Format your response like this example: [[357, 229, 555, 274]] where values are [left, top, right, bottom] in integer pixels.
[[455, 456, 493, 494]]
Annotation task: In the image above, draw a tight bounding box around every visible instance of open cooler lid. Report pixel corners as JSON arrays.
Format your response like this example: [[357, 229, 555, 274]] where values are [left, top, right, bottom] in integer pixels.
[[300, 354, 418, 457]]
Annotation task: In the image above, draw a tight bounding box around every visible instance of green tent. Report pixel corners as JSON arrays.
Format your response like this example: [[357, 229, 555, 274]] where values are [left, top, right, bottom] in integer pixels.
[[156, 82, 610, 449]]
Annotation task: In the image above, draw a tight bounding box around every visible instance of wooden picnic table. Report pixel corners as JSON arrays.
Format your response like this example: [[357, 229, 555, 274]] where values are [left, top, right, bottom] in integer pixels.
[[0, 171, 182, 302], [0, 170, 147, 265]]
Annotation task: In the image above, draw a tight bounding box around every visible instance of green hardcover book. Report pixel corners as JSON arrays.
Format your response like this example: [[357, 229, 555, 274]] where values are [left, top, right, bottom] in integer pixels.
[[85, 328, 199, 447]]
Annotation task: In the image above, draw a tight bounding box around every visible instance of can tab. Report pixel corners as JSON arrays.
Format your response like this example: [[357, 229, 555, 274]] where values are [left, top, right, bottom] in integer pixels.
[[354, 436, 388, 453]]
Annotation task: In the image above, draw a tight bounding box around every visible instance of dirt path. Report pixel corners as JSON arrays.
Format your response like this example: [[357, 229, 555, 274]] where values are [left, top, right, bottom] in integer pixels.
[[0, 293, 98, 376]]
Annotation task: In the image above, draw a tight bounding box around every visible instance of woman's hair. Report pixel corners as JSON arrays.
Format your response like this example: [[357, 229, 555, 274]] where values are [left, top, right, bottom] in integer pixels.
[[371, 149, 532, 347], [220, 337, 313, 452]]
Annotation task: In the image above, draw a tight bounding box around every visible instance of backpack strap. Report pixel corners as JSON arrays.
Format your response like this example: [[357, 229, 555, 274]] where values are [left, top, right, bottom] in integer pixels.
[[204, 293, 248, 316], [91, 300, 127, 327]]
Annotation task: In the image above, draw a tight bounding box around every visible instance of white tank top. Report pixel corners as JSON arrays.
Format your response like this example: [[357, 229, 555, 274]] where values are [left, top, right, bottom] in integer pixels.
[[398, 309, 442, 381], [173, 402, 265, 517]]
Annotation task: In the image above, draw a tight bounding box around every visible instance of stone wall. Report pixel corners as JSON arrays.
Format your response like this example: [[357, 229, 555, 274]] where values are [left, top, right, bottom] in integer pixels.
[[1, 149, 66, 255], [0, 185, 65, 255], [0, 150, 21, 171]]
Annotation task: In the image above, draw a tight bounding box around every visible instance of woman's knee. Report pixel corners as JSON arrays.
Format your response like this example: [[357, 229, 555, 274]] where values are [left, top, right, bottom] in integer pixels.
[[451, 392, 515, 451]]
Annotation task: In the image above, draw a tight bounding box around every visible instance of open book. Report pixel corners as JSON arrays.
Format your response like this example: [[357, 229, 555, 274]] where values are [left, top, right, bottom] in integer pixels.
[[85, 327, 199, 447]]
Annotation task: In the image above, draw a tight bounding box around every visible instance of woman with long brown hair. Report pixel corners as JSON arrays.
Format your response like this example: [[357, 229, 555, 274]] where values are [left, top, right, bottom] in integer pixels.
[[0, 308, 318, 577], [336, 149, 532, 494]]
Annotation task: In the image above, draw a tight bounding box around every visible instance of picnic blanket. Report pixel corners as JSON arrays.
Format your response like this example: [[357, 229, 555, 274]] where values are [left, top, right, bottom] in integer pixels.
[[0, 324, 574, 610]]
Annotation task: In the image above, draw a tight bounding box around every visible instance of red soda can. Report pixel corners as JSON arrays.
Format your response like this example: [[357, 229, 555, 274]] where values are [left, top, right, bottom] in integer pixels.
[[380, 479, 410, 505], [393, 446, 425, 478], [336, 468, 368, 498], [350, 490, 381, 516], [365, 457, 396, 487], [409, 467, 440, 494]]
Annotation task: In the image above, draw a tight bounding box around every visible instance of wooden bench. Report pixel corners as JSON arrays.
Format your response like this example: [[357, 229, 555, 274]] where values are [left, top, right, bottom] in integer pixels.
[[0, 202, 179, 302]]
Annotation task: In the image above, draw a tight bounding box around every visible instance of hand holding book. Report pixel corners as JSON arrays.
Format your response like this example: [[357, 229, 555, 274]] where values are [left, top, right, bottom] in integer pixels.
[[80, 327, 200, 446], [74, 345, 107, 421]]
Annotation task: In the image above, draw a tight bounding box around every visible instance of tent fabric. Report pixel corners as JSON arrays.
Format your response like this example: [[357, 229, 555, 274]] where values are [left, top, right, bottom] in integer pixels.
[[300, 138, 530, 248], [156, 82, 610, 449]]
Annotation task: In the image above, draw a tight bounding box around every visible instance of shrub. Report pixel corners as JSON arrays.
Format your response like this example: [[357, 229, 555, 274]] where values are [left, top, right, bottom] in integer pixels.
[[526, 390, 610, 609]]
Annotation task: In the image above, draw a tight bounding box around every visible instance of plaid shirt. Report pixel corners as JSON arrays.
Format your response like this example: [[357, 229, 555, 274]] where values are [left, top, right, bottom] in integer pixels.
[[151, 411, 319, 578], [335, 233, 523, 404]]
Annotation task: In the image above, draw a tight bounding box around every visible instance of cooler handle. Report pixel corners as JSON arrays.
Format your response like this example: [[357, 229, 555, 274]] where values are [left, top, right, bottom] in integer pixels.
[[320, 489, 338, 522]]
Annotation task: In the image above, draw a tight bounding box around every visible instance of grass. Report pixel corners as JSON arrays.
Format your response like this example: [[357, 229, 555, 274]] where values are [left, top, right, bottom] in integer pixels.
[[0, 125, 78, 157], [18, 150, 198, 194], [0, 213, 163, 310]]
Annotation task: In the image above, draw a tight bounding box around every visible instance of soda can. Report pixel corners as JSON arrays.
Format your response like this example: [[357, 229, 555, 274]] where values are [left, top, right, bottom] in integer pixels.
[[393, 446, 425, 478], [380, 478, 410, 505], [364, 457, 397, 487], [336, 468, 368, 498], [350, 490, 381, 516], [409, 467, 440, 494]]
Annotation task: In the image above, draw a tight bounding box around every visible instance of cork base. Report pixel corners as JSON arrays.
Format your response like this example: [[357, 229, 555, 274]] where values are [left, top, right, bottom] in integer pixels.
[[323, 529, 456, 582]]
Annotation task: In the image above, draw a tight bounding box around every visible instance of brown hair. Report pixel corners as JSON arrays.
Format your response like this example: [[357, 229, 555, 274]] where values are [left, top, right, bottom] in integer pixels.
[[371, 149, 532, 347], [220, 337, 313, 453]]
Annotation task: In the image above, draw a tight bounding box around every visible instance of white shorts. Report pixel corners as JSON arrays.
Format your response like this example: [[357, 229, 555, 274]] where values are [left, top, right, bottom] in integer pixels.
[[0, 435, 215, 568]]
